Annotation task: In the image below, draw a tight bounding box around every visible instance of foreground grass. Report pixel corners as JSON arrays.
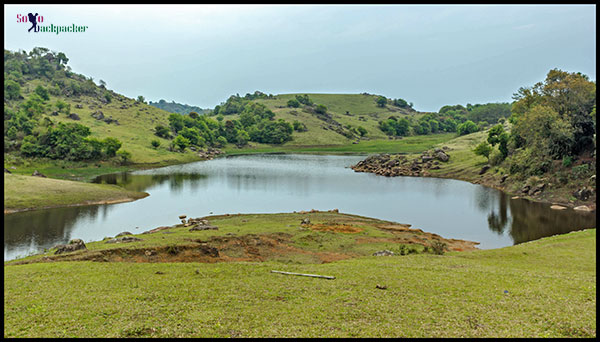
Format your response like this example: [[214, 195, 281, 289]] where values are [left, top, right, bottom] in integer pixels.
[[3, 211, 595, 338], [4, 173, 148, 213]]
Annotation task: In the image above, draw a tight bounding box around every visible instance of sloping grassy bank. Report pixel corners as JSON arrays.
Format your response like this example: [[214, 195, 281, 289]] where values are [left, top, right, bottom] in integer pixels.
[[4, 173, 148, 213], [3, 212, 596, 338]]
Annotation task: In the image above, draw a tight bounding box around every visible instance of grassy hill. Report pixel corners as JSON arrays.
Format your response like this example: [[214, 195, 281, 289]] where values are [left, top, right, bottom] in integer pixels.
[[3, 211, 596, 337]]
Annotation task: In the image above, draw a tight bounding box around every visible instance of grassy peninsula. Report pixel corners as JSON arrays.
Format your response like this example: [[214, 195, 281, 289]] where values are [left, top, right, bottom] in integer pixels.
[[4, 211, 596, 338]]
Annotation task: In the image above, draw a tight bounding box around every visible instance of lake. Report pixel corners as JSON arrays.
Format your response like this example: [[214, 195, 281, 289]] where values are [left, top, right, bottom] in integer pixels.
[[4, 154, 596, 261]]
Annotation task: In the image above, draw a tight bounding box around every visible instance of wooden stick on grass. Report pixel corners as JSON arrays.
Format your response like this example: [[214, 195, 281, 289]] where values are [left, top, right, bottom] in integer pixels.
[[271, 270, 335, 280]]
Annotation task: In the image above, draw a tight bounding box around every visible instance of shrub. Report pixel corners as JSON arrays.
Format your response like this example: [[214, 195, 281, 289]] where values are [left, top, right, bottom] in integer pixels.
[[151, 139, 161, 149], [430, 241, 447, 255], [562, 156, 573, 167], [287, 99, 300, 108], [116, 150, 132, 165]]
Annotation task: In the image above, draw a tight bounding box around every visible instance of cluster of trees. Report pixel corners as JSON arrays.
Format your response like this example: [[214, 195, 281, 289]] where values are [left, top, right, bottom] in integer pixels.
[[155, 100, 294, 151], [473, 69, 595, 178], [212, 91, 274, 116], [4, 48, 129, 163], [148, 99, 206, 115], [287, 94, 314, 108], [376, 96, 414, 109], [378, 111, 472, 137]]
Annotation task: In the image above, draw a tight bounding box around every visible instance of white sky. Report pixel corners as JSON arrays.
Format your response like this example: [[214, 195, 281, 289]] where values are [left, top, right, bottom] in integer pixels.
[[4, 4, 596, 112]]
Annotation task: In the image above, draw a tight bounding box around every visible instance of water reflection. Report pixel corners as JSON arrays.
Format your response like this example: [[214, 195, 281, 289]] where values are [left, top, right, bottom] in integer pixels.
[[4, 154, 596, 261]]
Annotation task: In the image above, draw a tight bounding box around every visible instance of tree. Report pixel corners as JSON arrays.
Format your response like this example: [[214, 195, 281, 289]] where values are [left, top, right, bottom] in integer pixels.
[[155, 125, 170, 138], [4, 80, 21, 100], [287, 99, 300, 108], [473, 141, 493, 161], [34, 85, 50, 101], [376, 96, 387, 107], [173, 135, 190, 152], [357, 126, 368, 137], [457, 120, 479, 135], [136, 95, 146, 104], [315, 104, 327, 115], [102, 137, 122, 157]]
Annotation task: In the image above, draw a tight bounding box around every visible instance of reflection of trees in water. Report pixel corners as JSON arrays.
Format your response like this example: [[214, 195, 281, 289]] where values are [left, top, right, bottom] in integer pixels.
[[484, 192, 596, 245], [474, 186, 495, 213], [487, 193, 509, 235], [4, 205, 107, 252], [507, 199, 596, 245], [93, 173, 208, 193]]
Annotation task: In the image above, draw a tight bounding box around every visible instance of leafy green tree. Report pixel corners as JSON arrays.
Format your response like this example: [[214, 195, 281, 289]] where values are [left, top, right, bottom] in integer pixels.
[[292, 121, 307, 132], [136, 95, 146, 104], [376, 96, 387, 107], [295, 94, 313, 106], [315, 104, 327, 115], [155, 125, 171, 138], [215, 136, 228, 147], [4, 80, 21, 100], [457, 120, 479, 135], [287, 99, 300, 108], [357, 126, 368, 137], [55, 100, 70, 115], [102, 137, 122, 157], [473, 141, 493, 161], [173, 135, 190, 152], [34, 85, 50, 101]]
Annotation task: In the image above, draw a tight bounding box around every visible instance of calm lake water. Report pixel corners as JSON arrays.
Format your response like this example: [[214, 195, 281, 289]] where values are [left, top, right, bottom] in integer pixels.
[[4, 154, 596, 261]]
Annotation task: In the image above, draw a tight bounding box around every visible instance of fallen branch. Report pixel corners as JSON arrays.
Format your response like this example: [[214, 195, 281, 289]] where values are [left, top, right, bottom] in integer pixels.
[[271, 270, 335, 280]]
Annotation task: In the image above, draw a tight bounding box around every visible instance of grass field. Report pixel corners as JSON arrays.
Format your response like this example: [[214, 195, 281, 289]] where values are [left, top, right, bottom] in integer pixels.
[[4, 173, 148, 213], [3, 211, 596, 338]]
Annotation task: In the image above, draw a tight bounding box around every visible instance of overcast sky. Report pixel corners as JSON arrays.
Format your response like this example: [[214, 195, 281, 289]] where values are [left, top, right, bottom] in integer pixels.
[[4, 4, 596, 112]]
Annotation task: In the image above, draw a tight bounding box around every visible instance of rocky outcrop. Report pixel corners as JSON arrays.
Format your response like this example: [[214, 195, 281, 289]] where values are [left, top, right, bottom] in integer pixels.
[[67, 113, 81, 120], [573, 187, 594, 201], [373, 250, 395, 256], [351, 150, 451, 178], [54, 239, 87, 254], [105, 236, 143, 243]]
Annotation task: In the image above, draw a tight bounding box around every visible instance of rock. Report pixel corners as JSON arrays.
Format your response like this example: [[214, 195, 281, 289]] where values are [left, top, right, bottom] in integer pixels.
[[54, 239, 87, 254], [521, 185, 531, 194], [500, 174, 508, 183], [50, 111, 59, 116], [511, 196, 520, 199], [145, 250, 155, 256], [373, 250, 395, 256], [550, 205, 567, 210], [436, 151, 449, 162], [421, 155, 434, 162], [115, 231, 133, 237], [189, 225, 218, 232], [573, 205, 592, 212], [68, 113, 80, 120], [75, 104, 83, 109], [32, 170, 47, 178], [479, 165, 491, 175], [4, 168, 11, 174], [375, 284, 388, 290], [573, 188, 593, 201], [528, 183, 547, 196], [301, 218, 310, 225], [105, 236, 143, 243]]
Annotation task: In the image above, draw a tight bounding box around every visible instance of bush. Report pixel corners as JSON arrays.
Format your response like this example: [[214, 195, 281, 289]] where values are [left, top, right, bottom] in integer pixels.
[[430, 241, 447, 255], [287, 99, 300, 108], [315, 104, 327, 115], [457, 120, 479, 135], [151, 139, 161, 149], [562, 156, 573, 167], [116, 150, 132, 165]]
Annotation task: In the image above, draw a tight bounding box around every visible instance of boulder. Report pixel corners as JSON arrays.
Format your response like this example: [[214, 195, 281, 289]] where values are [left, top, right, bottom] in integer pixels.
[[105, 236, 143, 243], [373, 250, 395, 256], [50, 111, 59, 116], [301, 218, 310, 225], [115, 231, 133, 237], [436, 151, 449, 162], [573, 188, 593, 201], [75, 104, 83, 109], [573, 205, 592, 212], [550, 205, 567, 210], [528, 183, 546, 196], [4, 168, 11, 174], [421, 155, 434, 163], [189, 225, 218, 232], [479, 165, 491, 175], [32, 170, 47, 178], [521, 185, 531, 194], [54, 239, 87, 254], [500, 174, 508, 183], [68, 113, 81, 120]]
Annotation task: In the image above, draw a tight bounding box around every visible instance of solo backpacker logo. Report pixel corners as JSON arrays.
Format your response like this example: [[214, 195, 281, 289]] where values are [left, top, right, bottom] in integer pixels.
[[17, 13, 88, 34]]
